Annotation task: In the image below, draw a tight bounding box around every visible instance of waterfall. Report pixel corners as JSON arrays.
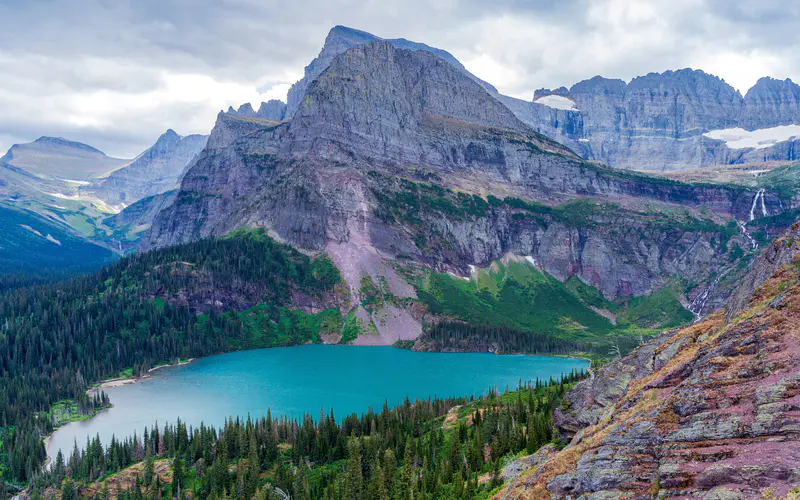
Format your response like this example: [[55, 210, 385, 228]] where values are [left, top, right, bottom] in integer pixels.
[[738, 221, 758, 250], [690, 273, 724, 321], [749, 189, 767, 221]]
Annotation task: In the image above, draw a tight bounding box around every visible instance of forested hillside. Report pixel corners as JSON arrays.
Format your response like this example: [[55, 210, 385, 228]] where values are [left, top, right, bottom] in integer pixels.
[[0, 229, 343, 485]]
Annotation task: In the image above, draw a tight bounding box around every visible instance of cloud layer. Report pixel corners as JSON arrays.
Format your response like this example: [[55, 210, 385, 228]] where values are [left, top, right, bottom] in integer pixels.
[[1, 0, 798, 157]]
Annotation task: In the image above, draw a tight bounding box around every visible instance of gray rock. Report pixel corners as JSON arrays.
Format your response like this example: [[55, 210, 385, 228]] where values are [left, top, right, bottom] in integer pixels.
[[87, 129, 208, 206]]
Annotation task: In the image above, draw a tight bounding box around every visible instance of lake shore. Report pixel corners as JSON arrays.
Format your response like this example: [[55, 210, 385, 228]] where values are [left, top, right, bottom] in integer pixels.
[[45, 358, 197, 464], [86, 358, 195, 395]]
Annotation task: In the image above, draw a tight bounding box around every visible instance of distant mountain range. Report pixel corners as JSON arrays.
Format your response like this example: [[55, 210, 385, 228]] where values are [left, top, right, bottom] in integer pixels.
[[0, 129, 207, 273]]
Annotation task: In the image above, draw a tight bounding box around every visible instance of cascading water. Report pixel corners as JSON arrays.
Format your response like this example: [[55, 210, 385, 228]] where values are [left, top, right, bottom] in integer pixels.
[[690, 273, 724, 321], [749, 189, 767, 221]]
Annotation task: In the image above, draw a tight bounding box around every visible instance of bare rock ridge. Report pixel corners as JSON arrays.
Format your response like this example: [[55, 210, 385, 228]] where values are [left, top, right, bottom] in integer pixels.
[[0, 136, 128, 179], [498, 219, 800, 498], [228, 100, 287, 121], [141, 41, 783, 314]]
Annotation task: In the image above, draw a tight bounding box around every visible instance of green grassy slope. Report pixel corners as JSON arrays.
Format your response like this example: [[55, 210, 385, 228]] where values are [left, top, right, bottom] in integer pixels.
[[407, 258, 693, 350]]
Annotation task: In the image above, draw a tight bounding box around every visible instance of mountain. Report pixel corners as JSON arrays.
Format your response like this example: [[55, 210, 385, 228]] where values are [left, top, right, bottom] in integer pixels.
[[141, 38, 788, 338], [228, 100, 287, 121], [497, 220, 800, 498], [281, 25, 497, 120], [86, 129, 207, 206], [0, 130, 206, 266], [518, 71, 800, 171], [240, 26, 800, 173], [0, 136, 127, 180]]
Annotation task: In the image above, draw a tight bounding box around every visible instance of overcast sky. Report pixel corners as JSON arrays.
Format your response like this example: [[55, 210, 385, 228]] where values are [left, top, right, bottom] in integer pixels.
[[1, 0, 798, 158]]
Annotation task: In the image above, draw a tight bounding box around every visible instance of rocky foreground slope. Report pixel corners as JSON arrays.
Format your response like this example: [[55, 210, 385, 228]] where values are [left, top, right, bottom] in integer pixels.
[[496, 222, 800, 498]]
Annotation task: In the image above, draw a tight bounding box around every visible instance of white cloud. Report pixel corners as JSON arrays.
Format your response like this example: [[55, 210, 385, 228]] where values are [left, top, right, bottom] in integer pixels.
[[1, 0, 799, 157]]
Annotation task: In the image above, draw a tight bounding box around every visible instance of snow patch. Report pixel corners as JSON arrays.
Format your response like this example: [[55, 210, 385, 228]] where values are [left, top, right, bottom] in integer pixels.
[[19, 224, 43, 237], [534, 95, 578, 111], [703, 125, 800, 149], [578, 138, 590, 143], [62, 179, 91, 186], [524, 256, 537, 267]]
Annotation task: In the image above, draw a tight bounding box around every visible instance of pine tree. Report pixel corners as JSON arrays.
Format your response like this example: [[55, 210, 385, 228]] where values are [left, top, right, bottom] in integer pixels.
[[61, 478, 78, 500], [172, 457, 184, 497], [143, 445, 154, 487], [344, 438, 363, 500]]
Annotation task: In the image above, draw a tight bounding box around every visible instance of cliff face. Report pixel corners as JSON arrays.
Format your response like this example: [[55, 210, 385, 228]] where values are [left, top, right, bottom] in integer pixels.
[[526, 71, 800, 171], [741, 77, 800, 130], [283, 25, 497, 120], [497, 222, 800, 499]]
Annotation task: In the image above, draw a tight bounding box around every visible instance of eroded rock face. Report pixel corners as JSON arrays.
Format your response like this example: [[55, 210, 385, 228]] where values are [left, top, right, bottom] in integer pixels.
[[725, 221, 800, 321], [497, 223, 800, 499], [284, 25, 496, 120], [741, 77, 800, 130]]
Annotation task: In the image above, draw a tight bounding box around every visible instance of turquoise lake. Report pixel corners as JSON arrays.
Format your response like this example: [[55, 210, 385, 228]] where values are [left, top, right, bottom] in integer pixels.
[[47, 345, 588, 461]]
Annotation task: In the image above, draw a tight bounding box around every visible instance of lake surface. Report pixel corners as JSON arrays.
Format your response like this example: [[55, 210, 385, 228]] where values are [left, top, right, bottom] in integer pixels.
[[48, 345, 588, 461]]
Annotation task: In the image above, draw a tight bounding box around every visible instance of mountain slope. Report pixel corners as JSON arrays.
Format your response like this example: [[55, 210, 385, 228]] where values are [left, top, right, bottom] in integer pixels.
[[497, 221, 800, 498], [0, 130, 207, 264], [0, 205, 115, 284]]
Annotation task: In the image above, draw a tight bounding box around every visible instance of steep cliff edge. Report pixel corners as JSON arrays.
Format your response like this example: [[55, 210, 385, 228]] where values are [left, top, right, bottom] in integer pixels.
[[497, 221, 800, 498]]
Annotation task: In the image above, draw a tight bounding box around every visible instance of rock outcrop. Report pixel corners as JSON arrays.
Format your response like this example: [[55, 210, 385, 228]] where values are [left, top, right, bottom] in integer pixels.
[[496, 221, 800, 498]]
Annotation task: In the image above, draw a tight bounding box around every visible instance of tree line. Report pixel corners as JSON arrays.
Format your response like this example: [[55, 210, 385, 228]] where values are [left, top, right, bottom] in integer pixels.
[[30, 372, 585, 500], [422, 321, 588, 355]]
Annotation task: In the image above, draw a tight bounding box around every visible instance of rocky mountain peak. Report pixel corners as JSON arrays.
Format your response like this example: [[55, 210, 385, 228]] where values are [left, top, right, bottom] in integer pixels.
[[284, 25, 496, 120], [740, 76, 800, 130], [30, 136, 107, 154], [256, 100, 287, 121], [285, 40, 532, 166]]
